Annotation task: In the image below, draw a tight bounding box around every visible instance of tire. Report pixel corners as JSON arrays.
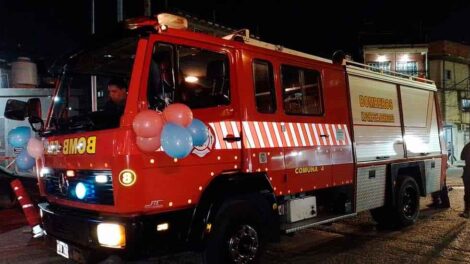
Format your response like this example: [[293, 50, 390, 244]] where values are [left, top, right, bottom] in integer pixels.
[[394, 176, 420, 226], [371, 176, 420, 228], [203, 200, 264, 264]]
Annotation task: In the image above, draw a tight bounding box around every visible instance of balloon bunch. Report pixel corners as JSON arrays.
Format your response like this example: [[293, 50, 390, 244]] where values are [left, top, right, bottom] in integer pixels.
[[7, 126, 44, 171], [132, 103, 209, 159]]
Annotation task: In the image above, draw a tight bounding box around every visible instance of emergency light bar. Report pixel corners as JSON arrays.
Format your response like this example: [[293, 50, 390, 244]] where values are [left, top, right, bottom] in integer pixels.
[[124, 13, 188, 31], [157, 13, 188, 30]]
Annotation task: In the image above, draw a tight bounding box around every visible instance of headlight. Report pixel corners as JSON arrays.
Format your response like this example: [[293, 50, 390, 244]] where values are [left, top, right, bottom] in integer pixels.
[[97, 223, 126, 248], [75, 182, 87, 200]]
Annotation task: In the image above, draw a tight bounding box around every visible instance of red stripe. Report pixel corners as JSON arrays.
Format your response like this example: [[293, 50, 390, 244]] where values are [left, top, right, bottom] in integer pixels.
[[224, 121, 238, 149], [256, 122, 270, 148], [299, 123, 309, 146], [285, 123, 297, 147], [308, 124, 320, 146], [313, 124, 323, 146], [213, 123, 227, 149], [276, 123, 288, 147], [267, 122, 280, 147], [248, 122, 261, 148], [328, 124, 339, 145]]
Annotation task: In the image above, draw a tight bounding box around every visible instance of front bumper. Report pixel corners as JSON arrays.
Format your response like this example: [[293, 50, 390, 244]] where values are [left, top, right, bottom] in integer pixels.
[[39, 202, 194, 261]]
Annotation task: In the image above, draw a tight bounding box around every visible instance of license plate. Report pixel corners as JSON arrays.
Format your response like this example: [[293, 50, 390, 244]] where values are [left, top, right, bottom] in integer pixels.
[[56, 240, 69, 259]]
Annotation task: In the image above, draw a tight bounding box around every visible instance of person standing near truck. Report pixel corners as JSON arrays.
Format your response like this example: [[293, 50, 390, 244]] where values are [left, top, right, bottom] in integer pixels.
[[460, 141, 470, 218]]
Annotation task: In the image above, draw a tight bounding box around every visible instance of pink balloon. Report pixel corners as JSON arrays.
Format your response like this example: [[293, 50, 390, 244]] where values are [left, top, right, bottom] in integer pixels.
[[163, 103, 193, 127], [132, 110, 164, 138], [27, 138, 44, 159], [136, 136, 161, 153]]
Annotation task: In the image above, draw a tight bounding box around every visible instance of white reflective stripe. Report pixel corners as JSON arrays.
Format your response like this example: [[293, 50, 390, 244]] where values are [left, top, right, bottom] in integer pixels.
[[209, 123, 221, 149], [344, 124, 351, 145], [288, 123, 299, 146], [272, 122, 283, 147], [304, 123, 314, 146], [326, 124, 335, 145], [219, 122, 232, 149], [263, 122, 275, 148], [281, 123, 292, 147], [231, 121, 242, 148], [18, 196, 23, 200], [311, 124, 320, 146], [337, 124, 345, 145], [253, 122, 266, 148], [318, 125, 327, 145], [22, 204, 33, 209], [297, 123, 307, 146], [326, 124, 334, 145], [242, 121, 256, 149]]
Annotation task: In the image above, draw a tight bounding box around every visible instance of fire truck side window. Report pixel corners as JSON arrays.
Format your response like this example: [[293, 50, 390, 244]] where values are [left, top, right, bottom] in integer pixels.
[[281, 65, 323, 115], [253, 60, 276, 113], [148, 43, 230, 110]]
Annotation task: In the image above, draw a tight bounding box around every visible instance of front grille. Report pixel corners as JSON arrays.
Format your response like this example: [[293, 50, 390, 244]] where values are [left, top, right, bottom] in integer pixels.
[[45, 169, 114, 205]]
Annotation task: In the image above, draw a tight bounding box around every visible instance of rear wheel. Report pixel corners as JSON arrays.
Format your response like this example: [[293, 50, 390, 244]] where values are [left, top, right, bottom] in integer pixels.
[[204, 200, 264, 264], [371, 176, 420, 228]]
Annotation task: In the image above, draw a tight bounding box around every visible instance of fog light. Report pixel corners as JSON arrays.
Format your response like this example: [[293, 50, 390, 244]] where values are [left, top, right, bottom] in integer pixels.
[[97, 223, 126, 248], [39, 168, 51, 178], [157, 223, 169, 232], [75, 182, 87, 200], [95, 175, 108, 183]]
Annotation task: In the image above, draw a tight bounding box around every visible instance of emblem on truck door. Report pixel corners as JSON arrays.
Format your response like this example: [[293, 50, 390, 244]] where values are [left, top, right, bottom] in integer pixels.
[[192, 125, 216, 157]]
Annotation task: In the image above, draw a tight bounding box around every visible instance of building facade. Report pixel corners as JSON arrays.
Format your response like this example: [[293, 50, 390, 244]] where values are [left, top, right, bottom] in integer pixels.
[[364, 41, 470, 163]]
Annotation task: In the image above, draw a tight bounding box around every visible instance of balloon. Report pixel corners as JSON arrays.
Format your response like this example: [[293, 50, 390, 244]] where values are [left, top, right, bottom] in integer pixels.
[[136, 136, 161, 153], [16, 150, 35, 171], [132, 110, 164, 138], [163, 103, 193, 127], [188, 119, 209, 146], [27, 138, 44, 159], [8, 126, 31, 148], [161, 123, 193, 159]]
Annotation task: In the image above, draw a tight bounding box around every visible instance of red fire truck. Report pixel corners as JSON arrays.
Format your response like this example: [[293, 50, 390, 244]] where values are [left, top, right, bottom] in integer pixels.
[[4, 13, 446, 263]]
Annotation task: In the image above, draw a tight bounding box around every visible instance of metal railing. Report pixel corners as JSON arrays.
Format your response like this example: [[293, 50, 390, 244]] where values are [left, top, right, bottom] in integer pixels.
[[346, 61, 435, 84]]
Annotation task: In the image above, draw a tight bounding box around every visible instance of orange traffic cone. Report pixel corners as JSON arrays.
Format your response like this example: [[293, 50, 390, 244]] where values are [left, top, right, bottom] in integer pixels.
[[10, 179, 44, 238]]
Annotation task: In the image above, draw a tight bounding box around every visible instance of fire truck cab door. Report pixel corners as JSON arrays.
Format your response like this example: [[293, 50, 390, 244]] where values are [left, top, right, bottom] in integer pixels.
[[281, 64, 354, 194], [138, 34, 242, 196]]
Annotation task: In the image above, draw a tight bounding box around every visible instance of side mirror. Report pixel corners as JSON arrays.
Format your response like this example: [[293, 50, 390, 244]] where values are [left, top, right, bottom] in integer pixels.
[[4, 99, 28, 121], [27, 98, 42, 119]]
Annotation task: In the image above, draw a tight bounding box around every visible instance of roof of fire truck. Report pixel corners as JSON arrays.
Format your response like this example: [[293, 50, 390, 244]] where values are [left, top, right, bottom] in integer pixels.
[[126, 13, 437, 92]]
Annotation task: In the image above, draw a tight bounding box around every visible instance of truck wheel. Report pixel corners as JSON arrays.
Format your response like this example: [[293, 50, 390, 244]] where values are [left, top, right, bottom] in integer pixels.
[[395, 176, 420, 227], [204, 200, 263, 264], [370, 176, 420, 228]]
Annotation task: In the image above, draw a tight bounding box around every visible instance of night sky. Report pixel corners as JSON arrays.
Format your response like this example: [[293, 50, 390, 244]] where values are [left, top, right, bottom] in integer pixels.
[[0, 0, 469, 73]]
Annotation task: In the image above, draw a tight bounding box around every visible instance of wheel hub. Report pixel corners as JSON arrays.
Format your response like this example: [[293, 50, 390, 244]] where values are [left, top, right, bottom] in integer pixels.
[[228, 225, 259, 264]]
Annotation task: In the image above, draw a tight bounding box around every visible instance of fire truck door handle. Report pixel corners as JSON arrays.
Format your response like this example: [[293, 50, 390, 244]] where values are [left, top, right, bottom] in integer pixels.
[[223, 135, 241, 142], [320, 134, 329, 138], [375, 156, 390, 160]]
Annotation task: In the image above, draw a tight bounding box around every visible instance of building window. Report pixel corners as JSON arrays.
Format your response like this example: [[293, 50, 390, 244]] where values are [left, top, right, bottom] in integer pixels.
[[462, 98, 470, 112], [281, 65, 323, 115], [253, 60, 276, 113], [446, 70, 452, 80], [367, 61, 391, 72], [395, 61, 418, 76]]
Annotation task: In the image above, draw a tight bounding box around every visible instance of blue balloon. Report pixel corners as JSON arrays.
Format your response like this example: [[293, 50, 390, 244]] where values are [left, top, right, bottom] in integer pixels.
[[8, 126, 31, 148], [16, 150, 35, 171], [161, 123, 194, 159], [188, 119, 209, 147]]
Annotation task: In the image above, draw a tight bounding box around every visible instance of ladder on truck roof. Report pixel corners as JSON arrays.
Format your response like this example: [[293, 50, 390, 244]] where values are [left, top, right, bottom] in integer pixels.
[[223, 29, 436, 89]]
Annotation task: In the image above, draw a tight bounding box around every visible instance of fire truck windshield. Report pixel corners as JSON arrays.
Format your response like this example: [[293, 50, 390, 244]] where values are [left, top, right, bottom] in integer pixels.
[[46, 37, 138, 135]]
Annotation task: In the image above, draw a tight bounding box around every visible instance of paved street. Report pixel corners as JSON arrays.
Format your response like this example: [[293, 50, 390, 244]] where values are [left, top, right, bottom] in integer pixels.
[[0, 167, 468, 264]]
